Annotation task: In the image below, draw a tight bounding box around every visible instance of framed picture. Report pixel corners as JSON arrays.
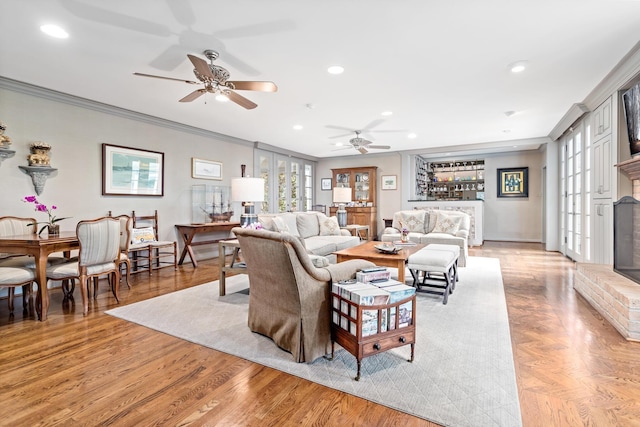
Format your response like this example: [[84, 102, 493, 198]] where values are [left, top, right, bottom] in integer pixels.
[[321, 178, 332, 191], [381, 175, 397, 190], [497, 167, 528, 198], [102, 143, 164, 196], [192, 158, 223, 180]]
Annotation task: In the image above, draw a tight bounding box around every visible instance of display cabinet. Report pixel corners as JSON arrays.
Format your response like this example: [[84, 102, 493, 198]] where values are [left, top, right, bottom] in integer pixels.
[[331, 166, 378, 238], [415, 158, 485, 201]]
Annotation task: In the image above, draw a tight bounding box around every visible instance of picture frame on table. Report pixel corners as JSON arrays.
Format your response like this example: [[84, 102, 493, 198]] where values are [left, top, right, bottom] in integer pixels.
[[381, 175, 397, 190], [321, 178, 332, 191], [497, 167, 528, 198], [102, 143, 164, 196], [191, 158, 223, 180]]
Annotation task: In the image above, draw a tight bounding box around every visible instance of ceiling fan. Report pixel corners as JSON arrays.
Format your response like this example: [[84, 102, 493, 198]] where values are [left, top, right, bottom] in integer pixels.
[[340, 131, 391, 154], [328, 119, 405, 154], [134, 49, 277, 109]]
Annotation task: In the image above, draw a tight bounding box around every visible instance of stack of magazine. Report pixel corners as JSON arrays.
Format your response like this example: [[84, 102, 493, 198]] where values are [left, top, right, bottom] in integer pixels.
[[332, 267, 416, 337]]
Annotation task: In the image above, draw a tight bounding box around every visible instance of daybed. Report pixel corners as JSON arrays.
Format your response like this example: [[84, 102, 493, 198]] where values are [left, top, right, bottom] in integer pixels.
[[381, 209, 470, 267]]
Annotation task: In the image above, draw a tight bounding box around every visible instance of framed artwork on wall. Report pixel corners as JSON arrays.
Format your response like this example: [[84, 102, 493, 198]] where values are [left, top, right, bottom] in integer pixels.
[[192, 158, 223, 180], [381, 175, 397, 190], [321, 178, 332, 190], [102, 143, 164, 196], [497, 167, 528, 198]]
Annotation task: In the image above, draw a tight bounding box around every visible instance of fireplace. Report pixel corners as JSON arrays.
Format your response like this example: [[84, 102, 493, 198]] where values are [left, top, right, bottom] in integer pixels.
[[614, 196, 640, 284]]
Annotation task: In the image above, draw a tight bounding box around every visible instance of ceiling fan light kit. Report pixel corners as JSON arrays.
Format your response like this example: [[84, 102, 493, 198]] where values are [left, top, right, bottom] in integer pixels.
[[135, 49, 277, 110]]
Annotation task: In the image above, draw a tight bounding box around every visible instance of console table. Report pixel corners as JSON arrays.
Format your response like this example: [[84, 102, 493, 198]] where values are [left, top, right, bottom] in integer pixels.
[[175, 222, 240, 268]]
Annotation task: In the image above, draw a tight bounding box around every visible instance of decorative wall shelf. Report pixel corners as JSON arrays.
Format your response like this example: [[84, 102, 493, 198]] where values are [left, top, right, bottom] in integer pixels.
[[0, 148, 15, 166], [18, 165, 57, 195]]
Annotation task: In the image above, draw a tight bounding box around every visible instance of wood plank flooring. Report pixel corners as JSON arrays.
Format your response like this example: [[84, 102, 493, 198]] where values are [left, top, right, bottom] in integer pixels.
[[1, 242, 639, 426]]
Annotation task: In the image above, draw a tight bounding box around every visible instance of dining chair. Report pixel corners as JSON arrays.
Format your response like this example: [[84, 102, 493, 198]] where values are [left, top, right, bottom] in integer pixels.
[[109, 213, 133, 288], [0, 266, 35, 315], [0, 216, 37, 268], [46, 217, 121, 316], [130, 210, 177, 275]]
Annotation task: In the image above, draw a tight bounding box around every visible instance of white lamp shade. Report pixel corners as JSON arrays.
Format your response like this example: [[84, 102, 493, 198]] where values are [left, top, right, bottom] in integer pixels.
[[231, 177, 265, 202], [333, 187, 352, 204]]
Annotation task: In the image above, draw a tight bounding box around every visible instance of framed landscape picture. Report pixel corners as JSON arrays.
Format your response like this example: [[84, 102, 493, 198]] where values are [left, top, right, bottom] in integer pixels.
[[102, 143, 164, 196], [192, 158, 223, 180], [497, 167, 528, 198], [381, 175, 397, 190]]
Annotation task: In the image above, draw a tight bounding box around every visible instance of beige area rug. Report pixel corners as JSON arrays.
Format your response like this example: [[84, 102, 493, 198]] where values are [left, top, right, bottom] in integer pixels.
[[106, 257, 521, 427]]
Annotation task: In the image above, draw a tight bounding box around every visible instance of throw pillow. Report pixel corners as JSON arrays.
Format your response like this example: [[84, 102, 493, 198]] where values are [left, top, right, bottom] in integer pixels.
[[397, 211, 426, 233], [131, 227, 156, 244], [296, 212, 320, 238], [274, 213, 300, 237], [319, 216, 341, 236], [431, 212, 462, 236]]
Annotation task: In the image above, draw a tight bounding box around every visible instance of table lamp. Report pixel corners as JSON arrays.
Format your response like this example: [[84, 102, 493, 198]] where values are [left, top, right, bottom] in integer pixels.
[[232, 177, 265, 227], [333, 187, 351, 227]]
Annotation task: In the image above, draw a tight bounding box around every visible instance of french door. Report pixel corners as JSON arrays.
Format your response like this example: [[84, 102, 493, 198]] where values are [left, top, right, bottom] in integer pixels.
[[256, 150, 314, 213]]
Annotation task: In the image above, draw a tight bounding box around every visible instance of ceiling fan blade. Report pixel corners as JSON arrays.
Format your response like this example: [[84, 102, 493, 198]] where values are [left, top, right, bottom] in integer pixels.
[[179, 89, 206, 102], [368, 129, 409, 133], [228, 81, 278, 92], [227, 90, 258, 110], [367, 145, 391, 149], [331, 146, 353, 152], [358, 147, 369, 154], [327, 124, 357, 132], [362, 119, 385, 131], [329, 132, 355, 139], [134, 72, 199, 85], [187, 54, 215, 80]]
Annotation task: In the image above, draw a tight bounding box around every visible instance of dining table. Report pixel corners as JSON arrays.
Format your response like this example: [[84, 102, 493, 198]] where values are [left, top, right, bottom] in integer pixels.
[[0, 231, 79, 321]]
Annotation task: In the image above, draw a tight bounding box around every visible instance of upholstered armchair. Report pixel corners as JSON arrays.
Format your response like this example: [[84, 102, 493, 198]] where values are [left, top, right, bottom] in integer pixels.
[[233, 227, 375, 363]]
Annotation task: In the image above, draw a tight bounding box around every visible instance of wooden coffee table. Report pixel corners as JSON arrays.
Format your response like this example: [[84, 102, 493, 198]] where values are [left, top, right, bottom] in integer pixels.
[[333, 241, 425, 283]]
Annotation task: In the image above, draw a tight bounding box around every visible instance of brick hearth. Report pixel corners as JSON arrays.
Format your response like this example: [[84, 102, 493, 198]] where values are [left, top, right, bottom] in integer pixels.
[[574, 263, 640, 341], [573, 156, 640, 341]]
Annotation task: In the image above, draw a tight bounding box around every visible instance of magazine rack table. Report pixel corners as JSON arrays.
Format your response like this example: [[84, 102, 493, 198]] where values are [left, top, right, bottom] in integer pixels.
[[331, 291, 416, 380]]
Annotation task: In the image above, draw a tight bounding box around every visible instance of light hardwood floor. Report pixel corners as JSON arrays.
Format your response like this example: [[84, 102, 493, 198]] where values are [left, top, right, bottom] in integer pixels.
[[1, 242, 639, 426]]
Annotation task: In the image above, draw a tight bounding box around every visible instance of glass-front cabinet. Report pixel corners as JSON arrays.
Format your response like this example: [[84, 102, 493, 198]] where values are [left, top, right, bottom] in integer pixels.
[[333, 166, 377, 205], [415, 156, 485, 201]]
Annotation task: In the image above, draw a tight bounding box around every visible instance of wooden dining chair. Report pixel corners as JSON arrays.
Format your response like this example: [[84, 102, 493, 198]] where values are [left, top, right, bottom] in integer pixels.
[[46, 217, 121, 316], [0, 266, 35, 315], [130, 210, 177, 275], [110, 214, 133, 288]]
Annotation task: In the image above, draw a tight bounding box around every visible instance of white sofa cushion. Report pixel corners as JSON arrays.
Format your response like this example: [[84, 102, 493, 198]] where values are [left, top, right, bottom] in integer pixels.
[[272, 213, 300, 237], [296, 212, 320, 238]]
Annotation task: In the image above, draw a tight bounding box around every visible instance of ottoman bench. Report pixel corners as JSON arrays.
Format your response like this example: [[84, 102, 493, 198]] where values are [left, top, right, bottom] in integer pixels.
[[407, 244, 460, 304]]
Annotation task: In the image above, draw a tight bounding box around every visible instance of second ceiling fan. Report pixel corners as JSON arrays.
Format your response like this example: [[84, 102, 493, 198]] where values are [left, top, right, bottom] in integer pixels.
[[134, 49, 277, 109]]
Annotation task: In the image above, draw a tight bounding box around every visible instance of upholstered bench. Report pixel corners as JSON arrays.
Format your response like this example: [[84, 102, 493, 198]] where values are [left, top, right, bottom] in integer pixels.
[[407, 244, 460, 304]]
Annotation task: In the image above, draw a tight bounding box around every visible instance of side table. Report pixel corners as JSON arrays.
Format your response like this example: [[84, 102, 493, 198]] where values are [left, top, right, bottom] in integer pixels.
[[341, 224, 370, 241], [218, 239, 246, 296]]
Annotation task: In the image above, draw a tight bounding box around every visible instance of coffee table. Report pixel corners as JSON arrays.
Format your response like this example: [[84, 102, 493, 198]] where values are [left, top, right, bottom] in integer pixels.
[[333, 241, 425, 283]]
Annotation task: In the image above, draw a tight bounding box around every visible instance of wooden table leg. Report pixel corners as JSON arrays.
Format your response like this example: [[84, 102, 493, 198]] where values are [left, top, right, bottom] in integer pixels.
[[218, 241, 226, 296], [178, 230, 198, 267], [397, 260, 405, 283], [35, 251, 49, 321]]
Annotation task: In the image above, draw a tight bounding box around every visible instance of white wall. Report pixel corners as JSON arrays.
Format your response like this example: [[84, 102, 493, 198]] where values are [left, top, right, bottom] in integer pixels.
[[0, 85, 254, 252]]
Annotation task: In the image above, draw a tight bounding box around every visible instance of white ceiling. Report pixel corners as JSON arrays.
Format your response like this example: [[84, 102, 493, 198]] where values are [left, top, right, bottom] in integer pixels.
[[1, 0, 640, 158]]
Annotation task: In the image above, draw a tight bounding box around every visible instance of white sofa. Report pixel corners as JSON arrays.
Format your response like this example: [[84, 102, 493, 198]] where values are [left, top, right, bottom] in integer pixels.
[[257, 212, 361, 263], [381, 209, 470, 267]]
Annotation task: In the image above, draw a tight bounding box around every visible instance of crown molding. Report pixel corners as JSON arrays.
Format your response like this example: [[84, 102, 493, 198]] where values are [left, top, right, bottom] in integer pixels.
[[0, 76, 254, 148], [549, 103, 590, 141]]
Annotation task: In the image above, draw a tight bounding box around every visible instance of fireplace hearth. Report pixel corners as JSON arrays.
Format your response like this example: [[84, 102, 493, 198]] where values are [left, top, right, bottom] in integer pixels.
[[614, 196, 640, 285]]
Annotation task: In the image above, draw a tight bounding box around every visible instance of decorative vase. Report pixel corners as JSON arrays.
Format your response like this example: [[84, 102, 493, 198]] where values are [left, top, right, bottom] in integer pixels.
[[401, 231, 409, 243], [47, 224, 60, 236]]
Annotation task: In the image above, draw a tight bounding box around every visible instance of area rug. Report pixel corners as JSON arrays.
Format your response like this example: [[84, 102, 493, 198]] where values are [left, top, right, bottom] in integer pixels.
[[106, 257, 521, 427]]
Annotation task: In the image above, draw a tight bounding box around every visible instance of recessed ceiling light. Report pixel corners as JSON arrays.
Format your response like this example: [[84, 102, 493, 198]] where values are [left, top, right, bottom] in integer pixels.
[[40, 24, 69, 39], [381, 111, 393, 116], [215, 93, 229, 102], [293, 125, 303, 130], [504, 110, 516, 117], [508, 61, 528, 73], [336, 142, 344, 147], [408, 133, 417, 139], [503, 129, 511, 133], [327, 65, 344, 75]]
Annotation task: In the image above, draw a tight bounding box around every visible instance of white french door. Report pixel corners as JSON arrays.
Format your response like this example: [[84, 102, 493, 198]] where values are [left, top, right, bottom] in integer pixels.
[[561, 123, 586, 262]]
